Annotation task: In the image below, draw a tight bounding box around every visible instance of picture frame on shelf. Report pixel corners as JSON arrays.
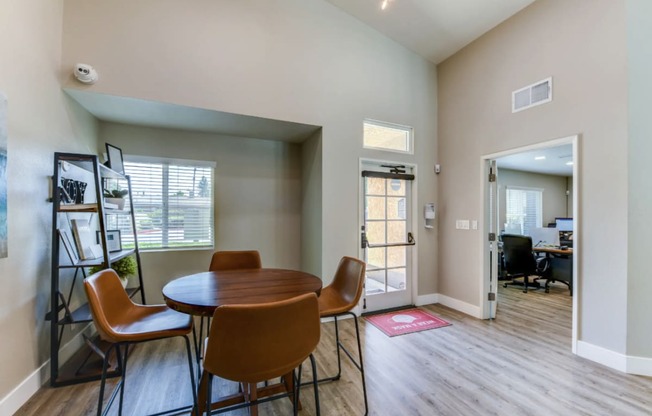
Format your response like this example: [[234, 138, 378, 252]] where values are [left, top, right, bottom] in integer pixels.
[[96, 230, 122, 253], [105, 143, 124, 175]]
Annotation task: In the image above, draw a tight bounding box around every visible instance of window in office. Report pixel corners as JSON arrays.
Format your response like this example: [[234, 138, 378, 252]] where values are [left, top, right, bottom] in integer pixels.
[[505, 187, 542, 235], [111, 155, 215, 251], [363, 119, 413, 154]]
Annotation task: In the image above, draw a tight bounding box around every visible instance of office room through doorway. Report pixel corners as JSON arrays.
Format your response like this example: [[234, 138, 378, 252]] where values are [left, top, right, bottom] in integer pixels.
[[481, 135, 579, 352]]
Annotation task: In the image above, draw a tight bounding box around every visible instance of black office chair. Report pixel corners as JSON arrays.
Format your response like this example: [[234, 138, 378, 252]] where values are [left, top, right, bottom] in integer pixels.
[[501, 234, 549, 293], [544, 255, 573, 295]]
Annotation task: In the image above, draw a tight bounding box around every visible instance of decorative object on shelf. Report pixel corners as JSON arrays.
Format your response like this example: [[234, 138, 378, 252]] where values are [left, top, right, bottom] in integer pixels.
[[76, 181, 87, 204], [103, 188, 128, 210], [61, 178, 79, 204], [57, 186, 72, 204], [71, 219, 97, 260], [96, 230, 122, 252], [89, 255, 137, 288], [105, 143, 124, 175]]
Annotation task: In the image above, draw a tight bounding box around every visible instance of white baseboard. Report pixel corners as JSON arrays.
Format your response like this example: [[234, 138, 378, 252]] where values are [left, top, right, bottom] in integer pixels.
[[576, 340, 652, 376], [415, 293, 439, 306], [416, 292, 482, 318], [576, 341, 627, 372], [0, 324, 93, 415]]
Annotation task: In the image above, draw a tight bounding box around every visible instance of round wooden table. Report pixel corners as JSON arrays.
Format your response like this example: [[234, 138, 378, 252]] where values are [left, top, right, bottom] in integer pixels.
[[162, 268, 322, 415], [162, 268, 323, 317]]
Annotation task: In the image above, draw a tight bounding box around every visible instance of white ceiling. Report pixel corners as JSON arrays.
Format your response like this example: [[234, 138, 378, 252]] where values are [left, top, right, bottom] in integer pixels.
[[325, 0, 536, 64], [496, 145, 574, 176]]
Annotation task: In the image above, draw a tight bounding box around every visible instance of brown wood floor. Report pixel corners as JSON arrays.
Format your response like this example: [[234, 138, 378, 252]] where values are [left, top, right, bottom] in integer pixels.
[[17, 284, 652, 415]]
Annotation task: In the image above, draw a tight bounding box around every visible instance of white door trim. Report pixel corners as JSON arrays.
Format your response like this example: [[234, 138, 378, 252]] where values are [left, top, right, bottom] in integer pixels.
[[480, 134, 579, 353]]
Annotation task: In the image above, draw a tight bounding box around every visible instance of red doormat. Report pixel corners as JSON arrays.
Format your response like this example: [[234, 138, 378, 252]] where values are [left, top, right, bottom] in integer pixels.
[[364, 308, 451, 337]]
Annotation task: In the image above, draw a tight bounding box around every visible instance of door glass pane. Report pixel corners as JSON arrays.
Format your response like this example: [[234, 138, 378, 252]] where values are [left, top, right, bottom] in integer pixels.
[[387, 179, 405, 196], [366, 269, 386, 294], [366, 178, 386, 195], [387, 268, 406, 291], [366, 221, 386, 245], [367, 247, 386, 269], [387, 220, 406, 243], [366, 196, 385, 220], [387, 246, 406, 268], [386, 197, 406, 220]]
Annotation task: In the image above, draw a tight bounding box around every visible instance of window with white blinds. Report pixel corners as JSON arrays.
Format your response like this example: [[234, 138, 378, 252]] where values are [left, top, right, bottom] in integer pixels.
[[505, 187, 542, 236], [118, 155, 215, 251]]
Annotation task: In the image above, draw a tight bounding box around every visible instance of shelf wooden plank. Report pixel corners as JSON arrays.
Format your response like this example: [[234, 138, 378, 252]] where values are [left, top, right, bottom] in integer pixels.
[[58, 203, 98, 213], [58, 248, 137, 269]]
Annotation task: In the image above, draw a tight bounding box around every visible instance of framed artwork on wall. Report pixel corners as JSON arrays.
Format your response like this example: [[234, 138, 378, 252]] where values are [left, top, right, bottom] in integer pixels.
[[0, 93, 7, 258]]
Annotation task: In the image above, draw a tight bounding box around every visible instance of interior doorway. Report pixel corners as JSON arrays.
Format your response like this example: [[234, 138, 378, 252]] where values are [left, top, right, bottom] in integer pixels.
[[481, 135, 579, 352]]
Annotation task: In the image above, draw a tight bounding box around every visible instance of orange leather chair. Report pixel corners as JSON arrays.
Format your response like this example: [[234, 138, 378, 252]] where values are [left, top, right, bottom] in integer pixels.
[[84, 269, 197, 416], [317, 256, 368, 415], [200, 293, 321, 416], [208, 250, 262, 271]]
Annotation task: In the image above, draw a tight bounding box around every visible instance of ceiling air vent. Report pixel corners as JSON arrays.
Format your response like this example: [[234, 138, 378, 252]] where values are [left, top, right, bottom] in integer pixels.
[[512, 77, 552, 113]]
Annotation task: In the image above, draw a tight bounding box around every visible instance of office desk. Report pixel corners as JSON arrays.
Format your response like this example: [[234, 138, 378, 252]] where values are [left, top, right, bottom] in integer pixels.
[[162, 269, 322, 415], [533, 247, 573, 295], [533, 247, 573, 256]]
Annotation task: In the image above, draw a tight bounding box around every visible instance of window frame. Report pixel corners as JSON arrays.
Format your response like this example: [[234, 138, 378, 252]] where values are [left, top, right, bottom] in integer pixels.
[[363, 119, 414, 155], [122, 154, 216, 252], [504, 186, 543, 236]]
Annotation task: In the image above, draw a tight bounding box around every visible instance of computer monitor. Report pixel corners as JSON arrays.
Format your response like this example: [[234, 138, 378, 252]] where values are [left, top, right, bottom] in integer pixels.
[[528, 227, 560, 247], [555, 217, 573, 232]]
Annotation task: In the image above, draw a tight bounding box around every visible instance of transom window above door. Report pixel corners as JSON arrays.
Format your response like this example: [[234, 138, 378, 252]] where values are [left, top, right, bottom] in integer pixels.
[[363, 119, 413, 154]]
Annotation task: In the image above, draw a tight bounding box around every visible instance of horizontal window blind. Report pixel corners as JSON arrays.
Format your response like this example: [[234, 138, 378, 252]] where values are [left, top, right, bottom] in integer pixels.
[[118, 156, 214, 251], [505, 187, 542, 236]]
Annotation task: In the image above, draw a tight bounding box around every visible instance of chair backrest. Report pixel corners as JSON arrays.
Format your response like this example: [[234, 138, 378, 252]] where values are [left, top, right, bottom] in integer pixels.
[[209, 250, 262, 271], [203, 293, 320, 383], [501, 234, 536, 275], [83, 269, 136, 343], [328, 256, 366, 309]]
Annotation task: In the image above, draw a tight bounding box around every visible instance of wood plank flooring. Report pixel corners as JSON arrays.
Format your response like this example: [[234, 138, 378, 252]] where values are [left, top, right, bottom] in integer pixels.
[[17, 284, 652, 415]]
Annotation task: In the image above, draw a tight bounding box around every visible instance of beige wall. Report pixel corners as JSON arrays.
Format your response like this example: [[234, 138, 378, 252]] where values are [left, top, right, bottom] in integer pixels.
[[61, 0, 439, 292], [497, 168, 570, 231], [0, 0, 99, 412], [438, 0, 629, 352], [626, 0, 652, 357], [301, 130, 323, 277], [100, 123, 303, 304]]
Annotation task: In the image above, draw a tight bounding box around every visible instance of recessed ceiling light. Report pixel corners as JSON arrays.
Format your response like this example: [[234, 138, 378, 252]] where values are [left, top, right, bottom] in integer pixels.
[[534, 156, 546, 160], [566, 161, 574, 166]]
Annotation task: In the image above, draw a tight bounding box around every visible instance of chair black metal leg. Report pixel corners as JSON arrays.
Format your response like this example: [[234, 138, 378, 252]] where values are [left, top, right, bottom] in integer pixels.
[[206, 373, 213, 416], [183, 335, 199, 412], [294, 366, 301, 416], [351, 313, 368, 416], [118, 344, 129, 416], [309, 354, 321, 416], [308, 312, 367, 415], [97, 343, 113, 416]]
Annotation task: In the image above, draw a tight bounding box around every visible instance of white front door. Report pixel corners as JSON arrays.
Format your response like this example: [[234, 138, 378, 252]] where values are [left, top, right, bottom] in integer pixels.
[[361, 163, 414, 313]]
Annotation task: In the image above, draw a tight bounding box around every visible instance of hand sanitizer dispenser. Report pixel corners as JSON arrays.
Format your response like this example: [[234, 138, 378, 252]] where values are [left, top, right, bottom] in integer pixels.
[[424, 203, 435, 228]]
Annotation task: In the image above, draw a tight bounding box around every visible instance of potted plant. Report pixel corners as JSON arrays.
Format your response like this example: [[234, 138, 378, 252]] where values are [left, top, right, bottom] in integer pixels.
[[89, 256, 137, 288], [103, 188, 128, 210]]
